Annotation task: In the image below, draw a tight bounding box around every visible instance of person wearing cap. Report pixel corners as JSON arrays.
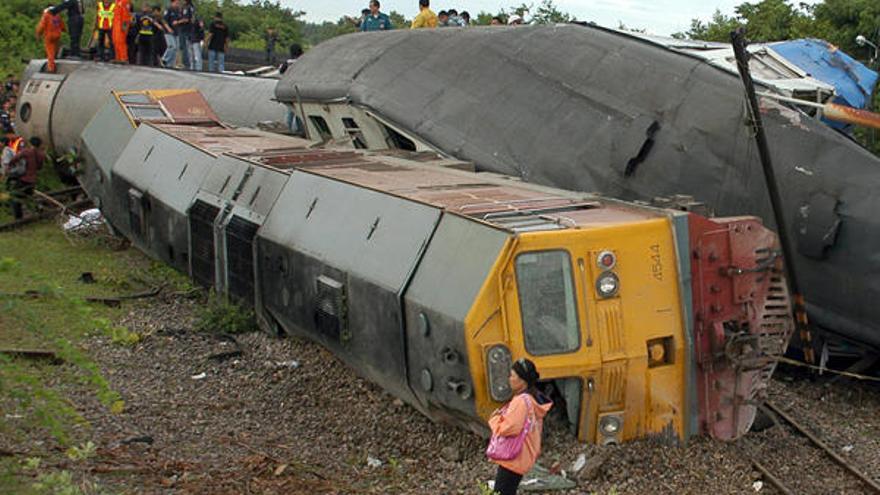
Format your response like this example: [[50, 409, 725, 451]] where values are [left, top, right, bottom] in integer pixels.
[[487, 358, 553, 495], [410, 0, 437, 29], [508, 14, 524, 25]]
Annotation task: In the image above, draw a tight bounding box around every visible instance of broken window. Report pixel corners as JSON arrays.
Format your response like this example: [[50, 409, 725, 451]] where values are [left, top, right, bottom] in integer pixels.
[[341, 117, 368, 149]]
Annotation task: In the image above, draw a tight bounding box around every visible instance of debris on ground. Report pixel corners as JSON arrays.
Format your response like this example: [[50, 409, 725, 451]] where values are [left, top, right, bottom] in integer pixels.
[[520, 463, 577, 492], [62, 208, 104, 233], [2, 290, 878, 494]]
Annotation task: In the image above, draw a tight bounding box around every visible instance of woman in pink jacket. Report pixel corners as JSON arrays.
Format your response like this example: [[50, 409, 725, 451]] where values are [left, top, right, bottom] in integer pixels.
[[487, 358, 553, 495]]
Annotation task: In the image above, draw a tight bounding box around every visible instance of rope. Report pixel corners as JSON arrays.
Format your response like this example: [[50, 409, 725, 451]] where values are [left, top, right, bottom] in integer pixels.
[[775, 356, 880, 383]]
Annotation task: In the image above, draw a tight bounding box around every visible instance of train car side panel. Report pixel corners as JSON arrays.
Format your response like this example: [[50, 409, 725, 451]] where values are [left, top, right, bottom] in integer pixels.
[[402, 213, 509, 430], [257, 169, 442, 404]]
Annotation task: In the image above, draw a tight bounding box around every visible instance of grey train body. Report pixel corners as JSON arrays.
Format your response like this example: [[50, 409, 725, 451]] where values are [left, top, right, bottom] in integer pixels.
[[16, 60, 286, 153]]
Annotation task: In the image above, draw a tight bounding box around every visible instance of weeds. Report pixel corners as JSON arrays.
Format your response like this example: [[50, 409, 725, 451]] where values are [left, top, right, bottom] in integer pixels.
[[477, 481, 497, 495], [195, 293, 257, 335]]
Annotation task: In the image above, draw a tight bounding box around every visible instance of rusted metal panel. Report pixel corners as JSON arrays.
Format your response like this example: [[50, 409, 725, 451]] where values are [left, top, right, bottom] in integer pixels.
[[153, 124, 311, 156], [154, 91, 221, 124], [689, 214, 794, 441]]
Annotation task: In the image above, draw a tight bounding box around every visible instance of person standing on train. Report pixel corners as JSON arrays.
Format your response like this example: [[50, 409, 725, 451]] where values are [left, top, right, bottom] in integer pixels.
[[206, 12, 229, 73], [135, 3, 157, 66], [486, 358, 552, 495], [177, 0, 196, 69], [111, 0, 132, 63], [47, 0, 84, 58], [95, 0, 115, 62], [161, 0, 180, 67], [410, 0, 438, 28], [190, 18, 205, 71], [361, 1, 393, 32], [36, 7, 66, 73]]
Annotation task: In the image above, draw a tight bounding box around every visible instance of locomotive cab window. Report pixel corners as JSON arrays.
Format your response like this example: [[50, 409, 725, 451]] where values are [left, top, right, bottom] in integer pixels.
[[515, 250, 580, 355]]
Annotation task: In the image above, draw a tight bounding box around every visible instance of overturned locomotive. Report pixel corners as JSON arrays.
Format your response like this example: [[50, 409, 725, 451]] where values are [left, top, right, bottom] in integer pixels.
[[72, 89, 793, 444]]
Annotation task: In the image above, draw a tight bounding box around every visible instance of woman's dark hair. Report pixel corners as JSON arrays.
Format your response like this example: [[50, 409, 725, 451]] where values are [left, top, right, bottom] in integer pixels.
[[512, 358, 541, 400], [289, 43, 303, 59]]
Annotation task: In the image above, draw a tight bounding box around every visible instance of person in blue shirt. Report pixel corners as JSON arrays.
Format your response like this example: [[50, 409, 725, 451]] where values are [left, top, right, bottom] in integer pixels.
[[361, 0, 393, 32]]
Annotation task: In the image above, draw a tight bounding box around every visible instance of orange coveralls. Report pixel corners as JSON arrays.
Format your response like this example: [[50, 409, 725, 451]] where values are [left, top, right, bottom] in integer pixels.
[[112, 0, 132, 62], [36, 11, 66, 73]]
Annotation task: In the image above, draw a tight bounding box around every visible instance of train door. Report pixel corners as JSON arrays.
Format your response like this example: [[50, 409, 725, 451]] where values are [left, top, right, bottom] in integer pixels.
[[502, 234, 604, 443]]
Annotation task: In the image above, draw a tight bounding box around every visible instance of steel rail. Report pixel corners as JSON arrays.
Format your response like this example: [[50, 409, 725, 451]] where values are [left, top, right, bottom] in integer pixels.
[[764, 401, 880, 494], [750, 458, 795, 495]]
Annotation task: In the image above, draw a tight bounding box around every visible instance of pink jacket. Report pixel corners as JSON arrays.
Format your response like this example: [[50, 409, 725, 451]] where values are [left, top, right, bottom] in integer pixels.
[[488, 393, 553, 475]]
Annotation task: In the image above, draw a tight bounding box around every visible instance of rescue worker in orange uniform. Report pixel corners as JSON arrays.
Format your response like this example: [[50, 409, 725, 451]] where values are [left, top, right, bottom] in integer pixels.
[[95, 0, 115, 62], [112, 0, 132, 63], [36, 8, 66, 73]]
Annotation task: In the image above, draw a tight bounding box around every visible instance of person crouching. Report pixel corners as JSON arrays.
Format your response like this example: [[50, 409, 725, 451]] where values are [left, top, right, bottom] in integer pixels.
[[486, 358, 552, 495]]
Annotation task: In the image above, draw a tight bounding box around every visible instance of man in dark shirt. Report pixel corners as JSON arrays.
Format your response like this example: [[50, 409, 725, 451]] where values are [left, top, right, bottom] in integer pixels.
[[206, 12, 229, 73], [135, 3, 157, 66], [177, 0, 195, 69], [162, 0, 180, 67], [7, 137, 45, 220], [264, 27, 278, 64], [48, 0, 84, 58]]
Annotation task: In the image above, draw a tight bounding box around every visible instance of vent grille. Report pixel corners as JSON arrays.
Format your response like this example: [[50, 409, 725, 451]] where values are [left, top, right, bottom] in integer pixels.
[[314, 275, 347, 341], [598, 302, 626, 358], [189, 200, 219, 288], [599, 361, 627, 411], [225, 215, 260, 304]]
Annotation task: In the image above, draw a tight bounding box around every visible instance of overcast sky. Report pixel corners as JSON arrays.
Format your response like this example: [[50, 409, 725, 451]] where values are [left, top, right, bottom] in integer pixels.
[[293, 0, 763, 36]]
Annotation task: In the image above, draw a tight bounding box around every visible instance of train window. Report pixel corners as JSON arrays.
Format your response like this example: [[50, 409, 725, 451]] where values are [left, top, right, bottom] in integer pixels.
[[19, 103, 31, 123], [308, 115, 332, 141], [383, 124, 417, 151], [515, 250, 580, 355], [341, 117, 368, 149]]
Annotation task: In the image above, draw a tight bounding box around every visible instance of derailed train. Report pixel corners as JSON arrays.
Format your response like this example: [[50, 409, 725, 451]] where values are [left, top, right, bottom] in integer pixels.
[[70, 88, 793, 444], [15, 24, 880, 359]]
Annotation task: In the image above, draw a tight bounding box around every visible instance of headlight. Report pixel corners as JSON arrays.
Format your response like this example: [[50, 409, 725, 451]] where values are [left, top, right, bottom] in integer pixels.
[[486, 344, 512, 401], [596, 272, 620, 298], [597, 250, 616, 270], [599, 415, 622, 436]]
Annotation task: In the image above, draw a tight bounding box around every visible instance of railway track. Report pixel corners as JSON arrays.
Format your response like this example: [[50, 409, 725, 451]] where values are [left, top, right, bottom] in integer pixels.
[[745, 400, 880, 494]]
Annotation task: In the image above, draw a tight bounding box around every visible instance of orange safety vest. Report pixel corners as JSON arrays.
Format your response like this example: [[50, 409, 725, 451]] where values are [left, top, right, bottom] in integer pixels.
[[97, 1, 115, 30], [9, 137, 23, 153]]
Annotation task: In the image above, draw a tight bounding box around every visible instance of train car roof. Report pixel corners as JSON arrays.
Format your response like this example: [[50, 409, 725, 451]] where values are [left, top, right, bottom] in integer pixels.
[[145, 122, 666, 233]]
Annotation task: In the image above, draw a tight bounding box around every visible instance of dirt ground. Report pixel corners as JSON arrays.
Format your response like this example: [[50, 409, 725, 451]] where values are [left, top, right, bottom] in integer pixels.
[[4, 287, 879, 495]]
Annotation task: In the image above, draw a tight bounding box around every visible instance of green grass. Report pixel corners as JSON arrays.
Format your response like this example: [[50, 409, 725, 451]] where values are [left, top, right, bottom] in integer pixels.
[[0, 221, 190, 494]]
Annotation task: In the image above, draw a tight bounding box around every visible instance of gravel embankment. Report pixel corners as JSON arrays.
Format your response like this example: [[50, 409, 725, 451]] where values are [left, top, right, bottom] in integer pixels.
[[41, 293, 880, 494]]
